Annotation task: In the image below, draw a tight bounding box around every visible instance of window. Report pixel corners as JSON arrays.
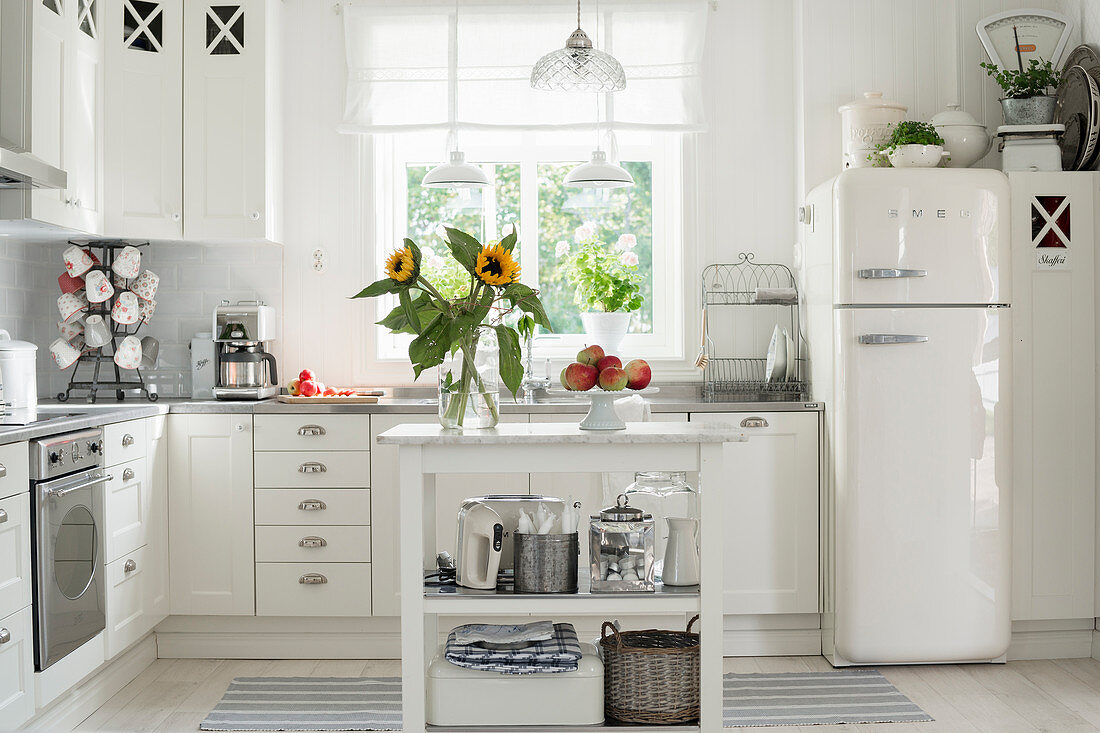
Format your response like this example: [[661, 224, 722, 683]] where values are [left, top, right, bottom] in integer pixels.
[[373, 131, 683, 362]]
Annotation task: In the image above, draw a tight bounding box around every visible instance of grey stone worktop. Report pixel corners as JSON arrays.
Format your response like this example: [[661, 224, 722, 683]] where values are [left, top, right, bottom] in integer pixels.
[[0, 386, 820, 446]]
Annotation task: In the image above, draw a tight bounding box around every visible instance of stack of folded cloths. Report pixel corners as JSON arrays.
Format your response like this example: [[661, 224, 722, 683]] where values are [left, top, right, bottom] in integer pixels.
[[444, 621, 582, 675]]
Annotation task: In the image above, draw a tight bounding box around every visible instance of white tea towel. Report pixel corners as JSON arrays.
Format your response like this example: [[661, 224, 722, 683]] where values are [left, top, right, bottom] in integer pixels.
[[753, 287, 798, 304], [614, 394, 650, 422]]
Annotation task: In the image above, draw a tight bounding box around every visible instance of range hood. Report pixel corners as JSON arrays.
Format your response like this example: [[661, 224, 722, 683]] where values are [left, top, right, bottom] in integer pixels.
[[0, 147, 66, 189]]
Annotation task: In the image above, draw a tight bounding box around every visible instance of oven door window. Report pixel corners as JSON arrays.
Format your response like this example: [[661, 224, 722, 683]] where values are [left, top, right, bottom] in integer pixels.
[[54, 505, 97, 600]]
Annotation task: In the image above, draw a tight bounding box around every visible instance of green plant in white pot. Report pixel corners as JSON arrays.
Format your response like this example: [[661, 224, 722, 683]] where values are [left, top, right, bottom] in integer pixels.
[[872, 121, 947, 168], [558, 224, 643, 354], [980, 58, 1061, 125]]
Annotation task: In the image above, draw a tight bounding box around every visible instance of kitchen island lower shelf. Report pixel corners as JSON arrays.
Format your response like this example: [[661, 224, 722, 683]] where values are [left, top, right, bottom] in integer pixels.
[[377, 421, 746, 733]]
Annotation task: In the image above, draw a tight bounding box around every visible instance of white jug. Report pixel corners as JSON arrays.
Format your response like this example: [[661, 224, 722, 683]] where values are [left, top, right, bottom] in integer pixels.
[[0, 329, 38, 410], [662, 517, 700, 586]]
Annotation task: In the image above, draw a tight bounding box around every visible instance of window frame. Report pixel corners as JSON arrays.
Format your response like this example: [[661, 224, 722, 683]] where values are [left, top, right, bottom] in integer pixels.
[[370, 131, 685, 364]]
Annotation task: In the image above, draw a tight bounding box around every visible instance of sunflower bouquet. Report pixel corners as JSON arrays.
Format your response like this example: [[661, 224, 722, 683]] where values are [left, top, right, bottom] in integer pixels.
[[352, 225, 552, 428]]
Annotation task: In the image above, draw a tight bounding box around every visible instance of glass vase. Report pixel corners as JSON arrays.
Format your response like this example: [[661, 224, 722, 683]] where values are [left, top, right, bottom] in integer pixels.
[[438, 328, 500, 430], [623, 471, 697, 581]]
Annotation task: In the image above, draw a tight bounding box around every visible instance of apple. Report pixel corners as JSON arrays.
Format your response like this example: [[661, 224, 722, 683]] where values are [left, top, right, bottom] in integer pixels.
[[624, 359, 652, 390], [299, 368, 317, 382], [323, 387, 337, 397], [596, 355, 622, 372], [563, 362, 598, 391], [576, 345, 605, 366], [315, 382, 326, 395], [598, 366, 628, 391], [560, 366, 571, 390], [299, 379, 320, 397], [287, 378, 301, 396]]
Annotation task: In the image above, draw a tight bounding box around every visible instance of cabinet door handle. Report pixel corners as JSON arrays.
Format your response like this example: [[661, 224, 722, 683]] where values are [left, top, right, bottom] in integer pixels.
[[124, 559, 137, 573], [122, 468, 135, 481], [298, 462, 327, 474], [250, 211, 261, 221], [298, 573, 327, 585], [171, 212, 181, 222], [298, 499, 327, 511], [299, 536, 327, 548], [0, 463, 6, 479], [297, 425, 326, 437], [122, 433, 135, 447], [857, 268, 927, 279], [0, 509, 6, 524], [740, 416, 769, 428], [0, 628, 9, 644], [859, 334, 929, 345]]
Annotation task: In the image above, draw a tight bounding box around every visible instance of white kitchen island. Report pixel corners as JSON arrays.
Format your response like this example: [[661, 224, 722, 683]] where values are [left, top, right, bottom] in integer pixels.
[[376, 421, 747, 732]]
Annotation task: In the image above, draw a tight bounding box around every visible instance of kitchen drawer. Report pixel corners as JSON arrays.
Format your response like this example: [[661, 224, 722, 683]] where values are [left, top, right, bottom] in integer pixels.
[[254, 414, 371, 452], [256, 563, 372, 617], [0, 443, 28, 500], [0, 605, 34, 729], [255, 489, 371, 526], [104, 458, 150, 563], [106, 546, 152, 659], [254, 451, 370, 489], [256, 525, 371, 563], [104, 419, 148, 467], [0, 493, 31, 621]]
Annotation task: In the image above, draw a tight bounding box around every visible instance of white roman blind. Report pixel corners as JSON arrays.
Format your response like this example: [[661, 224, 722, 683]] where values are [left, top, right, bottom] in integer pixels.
[[338, 0, 709, 133]]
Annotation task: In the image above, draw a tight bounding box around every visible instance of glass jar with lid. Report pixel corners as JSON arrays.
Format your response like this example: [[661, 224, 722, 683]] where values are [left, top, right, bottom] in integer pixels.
[[589, 494, 655, 592], [624, 471, 697, 581]]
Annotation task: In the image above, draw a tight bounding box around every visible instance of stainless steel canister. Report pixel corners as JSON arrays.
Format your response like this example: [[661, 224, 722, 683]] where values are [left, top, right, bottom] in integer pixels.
[[513, 532, 579, 593]]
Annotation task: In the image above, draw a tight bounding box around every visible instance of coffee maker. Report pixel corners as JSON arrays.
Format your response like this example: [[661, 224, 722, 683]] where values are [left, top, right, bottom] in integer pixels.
[[212, 300, 279, 400]]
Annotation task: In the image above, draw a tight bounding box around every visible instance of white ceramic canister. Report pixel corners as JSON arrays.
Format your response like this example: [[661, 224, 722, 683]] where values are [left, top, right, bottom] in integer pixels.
[[931, 104, 991, 168], [0, 329, 39, 409], [838, 91, 907, 169]]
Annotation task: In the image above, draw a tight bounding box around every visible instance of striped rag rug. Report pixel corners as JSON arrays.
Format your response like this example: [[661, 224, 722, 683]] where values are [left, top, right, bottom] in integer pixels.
[[723, 669, 933, 727], [200, 677, 400, 731]]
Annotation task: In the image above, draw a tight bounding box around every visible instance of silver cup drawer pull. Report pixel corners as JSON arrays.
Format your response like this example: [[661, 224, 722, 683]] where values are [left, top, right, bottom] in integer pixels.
[[122, 468, 135, 481], [299, 536, 328, 548], [124, 559, 137, 573], [0, 508, 7, 524], [298, 462, 327, 474], [298, 499, 327, 511], [859, 334, 929, 345], [857, 268, 927, 279], [297, 424, 327, 437], [740, 416, 769, 428], [298, 573, 328, 585], [122, 433, 135, 447], [0, 463, 6, 479], [0, 628, 9, 644]]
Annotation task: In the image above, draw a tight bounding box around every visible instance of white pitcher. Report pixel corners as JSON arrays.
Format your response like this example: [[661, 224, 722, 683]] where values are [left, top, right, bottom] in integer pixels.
[[662, 517, 700, 586]]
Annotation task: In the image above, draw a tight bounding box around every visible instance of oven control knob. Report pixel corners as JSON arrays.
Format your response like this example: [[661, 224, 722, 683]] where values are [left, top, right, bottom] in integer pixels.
[[49, 449, 64, 464], [88, 441, 101, 454]]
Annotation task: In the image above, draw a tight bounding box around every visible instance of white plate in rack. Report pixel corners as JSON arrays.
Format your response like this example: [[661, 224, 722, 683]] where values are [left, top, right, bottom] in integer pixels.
[[765, 325, 786, 383]]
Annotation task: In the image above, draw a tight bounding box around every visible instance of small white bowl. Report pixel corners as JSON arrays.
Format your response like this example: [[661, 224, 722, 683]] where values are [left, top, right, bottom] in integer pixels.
[[887, 144, 947, 168]]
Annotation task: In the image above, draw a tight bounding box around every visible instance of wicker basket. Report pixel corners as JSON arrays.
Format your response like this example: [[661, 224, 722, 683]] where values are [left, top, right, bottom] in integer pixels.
[[599, 615, 700, 725]]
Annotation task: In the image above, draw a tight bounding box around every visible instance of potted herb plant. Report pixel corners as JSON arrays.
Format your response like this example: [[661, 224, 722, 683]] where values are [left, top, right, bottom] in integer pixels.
[[558, 223, 644, 354], [353, 225, 552, 429], [980, 58, 1061, 125], [872, 121, 947, 168]]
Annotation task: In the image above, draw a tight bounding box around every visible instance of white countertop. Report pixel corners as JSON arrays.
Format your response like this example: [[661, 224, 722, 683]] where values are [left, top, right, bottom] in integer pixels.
[[376, 421, 747, 445]]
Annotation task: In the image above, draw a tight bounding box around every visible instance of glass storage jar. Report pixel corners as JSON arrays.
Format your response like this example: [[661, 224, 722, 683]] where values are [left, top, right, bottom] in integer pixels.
[[589, 494, 655, 592], [624, 471, 697, 581]]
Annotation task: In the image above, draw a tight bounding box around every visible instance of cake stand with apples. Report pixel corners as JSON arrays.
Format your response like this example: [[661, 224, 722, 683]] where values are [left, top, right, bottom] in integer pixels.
[[555, 344, 653, 430]]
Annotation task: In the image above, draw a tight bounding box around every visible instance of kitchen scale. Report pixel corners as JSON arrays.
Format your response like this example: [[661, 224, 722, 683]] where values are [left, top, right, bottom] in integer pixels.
[[977, 9, 1074, 171]]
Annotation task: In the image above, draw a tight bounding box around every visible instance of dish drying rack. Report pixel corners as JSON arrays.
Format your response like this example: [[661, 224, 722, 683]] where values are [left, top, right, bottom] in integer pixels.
[[701, 253, 808, 401], [58, 240, 157, 403]]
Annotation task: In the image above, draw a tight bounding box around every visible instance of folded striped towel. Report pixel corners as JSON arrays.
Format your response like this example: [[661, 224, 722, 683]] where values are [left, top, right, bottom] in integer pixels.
[[444, 622, 582, 674]]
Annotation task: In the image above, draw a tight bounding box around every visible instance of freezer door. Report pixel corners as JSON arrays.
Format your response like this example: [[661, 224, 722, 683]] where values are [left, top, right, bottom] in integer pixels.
[[833, 169, 1010, 305], [833, 306, 1011, 664]]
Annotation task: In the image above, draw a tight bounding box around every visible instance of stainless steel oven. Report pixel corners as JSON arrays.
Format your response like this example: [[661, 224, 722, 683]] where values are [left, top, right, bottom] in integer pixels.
[[29, 429, 108, 671]]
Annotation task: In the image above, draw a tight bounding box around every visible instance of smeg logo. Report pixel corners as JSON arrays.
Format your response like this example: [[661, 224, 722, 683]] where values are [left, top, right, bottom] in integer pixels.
[[887, 209, 972, 219]]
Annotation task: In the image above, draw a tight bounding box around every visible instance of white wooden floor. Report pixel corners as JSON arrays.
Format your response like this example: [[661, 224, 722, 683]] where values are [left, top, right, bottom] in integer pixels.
[[72, 655, 1100, 733]]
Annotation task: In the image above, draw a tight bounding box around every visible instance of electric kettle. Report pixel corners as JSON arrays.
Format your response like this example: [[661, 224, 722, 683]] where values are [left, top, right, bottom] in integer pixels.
[[0, 329, 37, 410], [455, 500, 504, 590]]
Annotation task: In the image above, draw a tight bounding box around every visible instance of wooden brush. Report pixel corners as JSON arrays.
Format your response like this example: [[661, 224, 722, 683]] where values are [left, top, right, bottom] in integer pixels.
[[694, 309, 708, 369]]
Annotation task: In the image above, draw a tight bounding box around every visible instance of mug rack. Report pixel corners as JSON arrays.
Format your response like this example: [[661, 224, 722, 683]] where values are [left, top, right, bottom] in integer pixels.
[[58, 240, 158, 403]]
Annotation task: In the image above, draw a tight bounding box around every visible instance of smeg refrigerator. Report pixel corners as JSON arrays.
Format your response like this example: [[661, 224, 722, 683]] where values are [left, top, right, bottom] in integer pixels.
[[802, 169, 1012, 665]]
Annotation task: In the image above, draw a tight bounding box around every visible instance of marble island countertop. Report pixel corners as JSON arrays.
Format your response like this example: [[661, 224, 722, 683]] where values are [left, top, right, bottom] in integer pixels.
[[376, 420, 749, 445]]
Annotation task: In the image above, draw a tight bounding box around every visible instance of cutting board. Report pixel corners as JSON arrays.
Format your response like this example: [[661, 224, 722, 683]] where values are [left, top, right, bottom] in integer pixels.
[[277, 395, 381, 404]]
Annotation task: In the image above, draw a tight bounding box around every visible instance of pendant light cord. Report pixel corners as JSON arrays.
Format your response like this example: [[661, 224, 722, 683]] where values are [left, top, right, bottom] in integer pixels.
[[448, 0, 459, 152], [576, 0, 581, 30]]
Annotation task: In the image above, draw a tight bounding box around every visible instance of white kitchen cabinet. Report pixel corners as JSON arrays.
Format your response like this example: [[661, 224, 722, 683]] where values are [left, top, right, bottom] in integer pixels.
[[690, 411, 820, 615], [369, 413, 529, 616], [0, 492, 31, 623], [103, 457, 149, 564], [182, 0, 282, 242], [103, 0, 184, 239], [104, 545, 150, 658], [146, 415, 169, 623], [168, 414, 254, 615], [25, 0, 103, 233], [0, 606, 35, 730]]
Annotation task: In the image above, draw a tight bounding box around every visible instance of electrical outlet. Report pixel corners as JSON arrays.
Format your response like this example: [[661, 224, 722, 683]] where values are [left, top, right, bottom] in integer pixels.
[[311, 248, 327, 273]]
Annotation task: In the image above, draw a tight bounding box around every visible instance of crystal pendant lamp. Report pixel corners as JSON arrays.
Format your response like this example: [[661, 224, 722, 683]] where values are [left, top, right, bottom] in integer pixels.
[[530, 0, 626, 93]]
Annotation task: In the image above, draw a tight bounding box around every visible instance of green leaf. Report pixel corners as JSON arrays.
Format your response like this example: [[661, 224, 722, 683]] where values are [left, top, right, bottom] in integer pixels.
[[502, 282, 553, 331], [407, 314, 448, 379], [350, 278, 398, 299], [494, 325, 523, 399], [500, 225, 518, 252], [398, 289, 422, 335], [444, 227, 481, 273]]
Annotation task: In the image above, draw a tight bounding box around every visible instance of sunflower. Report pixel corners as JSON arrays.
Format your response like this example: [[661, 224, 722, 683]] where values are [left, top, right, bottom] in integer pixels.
[[384, 246, 417, 283], [475, 244, 520, 286]]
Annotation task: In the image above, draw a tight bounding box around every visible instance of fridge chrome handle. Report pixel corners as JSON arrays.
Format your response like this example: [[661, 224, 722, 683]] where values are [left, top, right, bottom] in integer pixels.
[[859, 334, 929, 345], [857, 268, 927, 279]]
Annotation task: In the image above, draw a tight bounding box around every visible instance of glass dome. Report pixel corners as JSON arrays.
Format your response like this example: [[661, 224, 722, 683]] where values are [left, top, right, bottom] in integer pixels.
[[530, 28, 626, 93]]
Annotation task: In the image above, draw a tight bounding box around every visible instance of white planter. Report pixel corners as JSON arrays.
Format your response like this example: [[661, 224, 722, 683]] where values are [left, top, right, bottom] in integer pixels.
[[887, 144, 947, 168], [838, 91, 907, 169], [580, 311, 631, 355]]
